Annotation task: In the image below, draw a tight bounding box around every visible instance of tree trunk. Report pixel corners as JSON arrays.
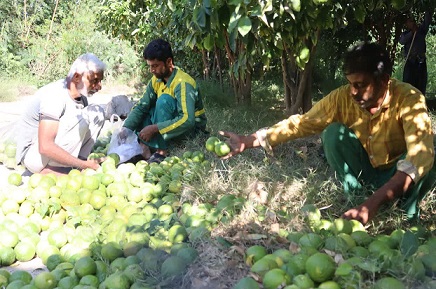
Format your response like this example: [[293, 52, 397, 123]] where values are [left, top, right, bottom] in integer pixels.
[[292, 44, 317, 114], [201, 49, 209, 80], [223, 31, 252, 105], [281, 51, 292, 111], [236, 71, 252, 105], [213, 47, 223, 89], [281, 45, 302, 114]]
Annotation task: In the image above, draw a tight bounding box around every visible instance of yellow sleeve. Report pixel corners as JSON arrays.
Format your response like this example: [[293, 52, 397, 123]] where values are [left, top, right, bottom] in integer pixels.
[[266, 89, 340, 147]]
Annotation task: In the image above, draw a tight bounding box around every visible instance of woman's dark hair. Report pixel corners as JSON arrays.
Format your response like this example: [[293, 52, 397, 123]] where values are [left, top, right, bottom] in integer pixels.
[[143, 39, 174, 62], [343, 42, 392, 79]]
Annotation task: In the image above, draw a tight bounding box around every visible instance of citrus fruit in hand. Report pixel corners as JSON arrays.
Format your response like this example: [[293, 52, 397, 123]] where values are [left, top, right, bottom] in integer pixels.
[[205, 136, 220, 152], [214, 141, 231, 157]]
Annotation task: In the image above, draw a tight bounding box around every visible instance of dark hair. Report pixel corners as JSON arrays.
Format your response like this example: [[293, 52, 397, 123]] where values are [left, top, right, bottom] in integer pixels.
[[343, 42, 392, 79], [143, 39, 173, 62]]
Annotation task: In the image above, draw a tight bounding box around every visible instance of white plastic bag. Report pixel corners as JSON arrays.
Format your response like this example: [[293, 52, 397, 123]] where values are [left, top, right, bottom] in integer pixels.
[[107, 124, 143, 164]]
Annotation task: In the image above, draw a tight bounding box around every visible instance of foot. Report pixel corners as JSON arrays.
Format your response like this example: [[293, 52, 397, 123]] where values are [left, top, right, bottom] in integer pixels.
[[140, 143, 152, 159], [146, 152, 166, 164]]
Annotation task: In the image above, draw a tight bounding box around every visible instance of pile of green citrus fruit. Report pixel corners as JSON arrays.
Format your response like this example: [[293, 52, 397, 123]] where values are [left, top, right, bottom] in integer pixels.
[[0, 133, 249, 288], [234, 205, 436, 289], [0, 140, 20, 170]]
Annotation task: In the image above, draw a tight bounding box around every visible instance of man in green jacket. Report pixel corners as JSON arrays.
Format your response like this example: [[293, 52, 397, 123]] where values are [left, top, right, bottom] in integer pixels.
[[122, 39, 207, 163]]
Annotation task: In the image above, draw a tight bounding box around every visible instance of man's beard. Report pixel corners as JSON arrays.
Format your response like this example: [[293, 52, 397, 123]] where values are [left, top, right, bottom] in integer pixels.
[[78, 84, 96, 97], [156, 65, 171, 80]]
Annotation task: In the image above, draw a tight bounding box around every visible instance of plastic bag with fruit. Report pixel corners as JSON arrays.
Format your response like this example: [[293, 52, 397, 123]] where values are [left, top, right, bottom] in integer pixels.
[[107, 122, 143, 164]]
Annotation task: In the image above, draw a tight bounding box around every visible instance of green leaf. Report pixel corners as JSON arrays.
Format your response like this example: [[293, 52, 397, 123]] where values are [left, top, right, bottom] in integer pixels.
[[167, 0, 176, 12], [291, 0, 301, 12], [216, 236, 233, 248], [203, 0, 211, 9], [229, 0, 243, 5], [354, 4, 366, 24], [229, 29, 238, 52], [194, 6, 207, 28], [262, 0, 273, 12], [228, 11, 242, 33], [356, 259, 380, 273], [335, 262, 353, 276], [203, 34, 214, 51], [400, 230, 419, 258], [237, 16, 252, 36]]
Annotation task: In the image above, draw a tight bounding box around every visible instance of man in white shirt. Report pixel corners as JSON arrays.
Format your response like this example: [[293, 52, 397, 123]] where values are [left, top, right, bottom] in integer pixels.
[[16, 53, 107, 175]]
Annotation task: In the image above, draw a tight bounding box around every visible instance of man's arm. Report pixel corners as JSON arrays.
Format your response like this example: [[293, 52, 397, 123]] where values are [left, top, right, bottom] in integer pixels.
[[38, 119, 99, 170], [343, 171, 413, 224], [123, 81, 155, 131]]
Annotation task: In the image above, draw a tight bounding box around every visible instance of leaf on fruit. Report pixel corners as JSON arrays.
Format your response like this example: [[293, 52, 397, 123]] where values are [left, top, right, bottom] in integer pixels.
[[356, 260, 380, 273], [400, 230, 419, 258]]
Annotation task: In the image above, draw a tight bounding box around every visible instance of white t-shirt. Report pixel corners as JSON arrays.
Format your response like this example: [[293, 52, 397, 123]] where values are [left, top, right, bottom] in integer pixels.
[[15, 79, 88, 164]]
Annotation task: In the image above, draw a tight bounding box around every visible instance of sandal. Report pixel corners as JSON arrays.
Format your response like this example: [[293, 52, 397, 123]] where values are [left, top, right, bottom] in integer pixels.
[[147, 152, 166, 164]]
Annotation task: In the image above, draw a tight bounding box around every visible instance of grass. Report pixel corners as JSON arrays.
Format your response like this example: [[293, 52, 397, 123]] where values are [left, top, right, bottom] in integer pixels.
[[168, 79, 436, 288], [182, 79, 436, 233], [0, 76, 37, 102]]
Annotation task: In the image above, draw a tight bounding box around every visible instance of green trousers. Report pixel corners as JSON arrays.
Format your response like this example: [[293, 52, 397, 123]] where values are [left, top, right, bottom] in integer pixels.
[[321, 122, 436, 219], [137, 94, 206, 150]]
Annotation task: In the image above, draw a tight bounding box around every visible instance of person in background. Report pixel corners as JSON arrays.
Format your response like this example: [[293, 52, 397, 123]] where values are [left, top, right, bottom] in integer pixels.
[[220, 42, 435, 225], [15, 53, 106, 175], [399, 10, 434, 96], [121, 39, 207, 164]]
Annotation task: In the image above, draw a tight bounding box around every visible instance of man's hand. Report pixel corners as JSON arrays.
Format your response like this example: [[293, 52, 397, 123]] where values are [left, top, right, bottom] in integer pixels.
[[342, 204, 373, 225], [342, 171, 413, 225], [218, 131, 247, 159], [139, 125, 159, 142], [83, 158, 101, 170], [117, 127, 129, 144]]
